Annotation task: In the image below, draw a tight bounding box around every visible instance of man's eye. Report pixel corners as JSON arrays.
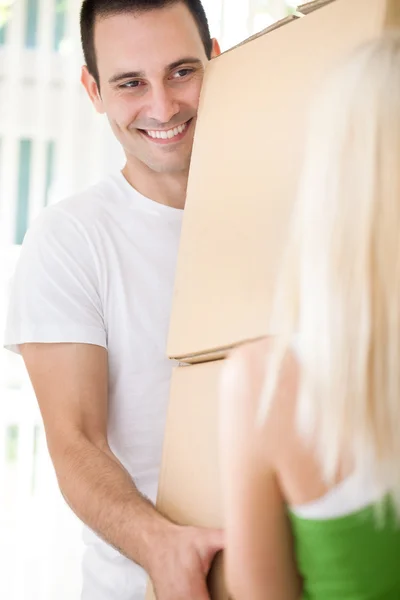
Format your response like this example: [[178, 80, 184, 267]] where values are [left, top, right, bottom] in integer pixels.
[[120, 80, 142, 89], [174, 68, 194, 79]]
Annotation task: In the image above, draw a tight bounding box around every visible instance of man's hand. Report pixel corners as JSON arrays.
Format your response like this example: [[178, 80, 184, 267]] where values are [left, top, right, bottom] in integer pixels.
[[148, 524, 224, 600]]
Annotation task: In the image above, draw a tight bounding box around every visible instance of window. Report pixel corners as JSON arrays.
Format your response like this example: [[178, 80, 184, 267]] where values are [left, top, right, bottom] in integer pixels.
[[25, 0, 39, 48], [0, 0, 11, 45], [54, 0, 67, 52], [31, 424, 41, 493], [6, 424, 19, 463], [250, 0, 299, 35], [44, 140, 56, 206], [15, 139, 32, 245], [0, 23, 6, 45], [0, 138, 2, 212]]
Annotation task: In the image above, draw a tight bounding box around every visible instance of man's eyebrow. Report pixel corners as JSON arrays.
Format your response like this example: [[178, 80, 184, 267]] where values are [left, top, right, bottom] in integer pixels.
[[108, 58, 203, 85], [109, 70, 144, 84], [167, 57, 203, 71]]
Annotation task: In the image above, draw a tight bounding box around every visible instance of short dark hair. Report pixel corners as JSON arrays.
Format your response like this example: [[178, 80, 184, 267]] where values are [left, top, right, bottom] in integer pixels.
[[80, 0, 213, 88]]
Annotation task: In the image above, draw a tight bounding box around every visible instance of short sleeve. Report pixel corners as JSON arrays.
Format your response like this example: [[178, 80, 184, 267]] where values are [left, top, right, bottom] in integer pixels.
[[4, 206, 107, 354]]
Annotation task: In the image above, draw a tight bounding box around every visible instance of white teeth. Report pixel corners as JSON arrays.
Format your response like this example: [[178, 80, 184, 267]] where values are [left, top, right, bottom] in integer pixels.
[[146, 121, 188, 140]]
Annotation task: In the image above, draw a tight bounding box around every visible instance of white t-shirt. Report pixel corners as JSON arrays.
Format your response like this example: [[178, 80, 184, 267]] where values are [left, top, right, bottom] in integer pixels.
[[4, 172, 184, 600]]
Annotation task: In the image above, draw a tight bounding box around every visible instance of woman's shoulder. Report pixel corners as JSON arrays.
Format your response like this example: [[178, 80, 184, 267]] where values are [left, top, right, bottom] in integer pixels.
[[222, 338, 271, 406], [222, 337, 298, 429], [227, 337, 299, 399], [221, 337, 300, 451], [227, 337, 273, 379]]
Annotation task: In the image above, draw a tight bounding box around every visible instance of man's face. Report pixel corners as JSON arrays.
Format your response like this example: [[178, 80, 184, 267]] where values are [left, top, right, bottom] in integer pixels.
[[85, 3, 218, 174]]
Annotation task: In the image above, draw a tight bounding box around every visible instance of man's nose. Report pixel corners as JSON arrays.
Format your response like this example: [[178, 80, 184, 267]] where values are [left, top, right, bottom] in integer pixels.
[[147, 84, 180, 125]]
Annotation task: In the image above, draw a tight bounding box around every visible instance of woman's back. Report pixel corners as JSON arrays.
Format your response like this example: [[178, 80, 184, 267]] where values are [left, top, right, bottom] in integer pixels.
[[222, 337, 400, 599]]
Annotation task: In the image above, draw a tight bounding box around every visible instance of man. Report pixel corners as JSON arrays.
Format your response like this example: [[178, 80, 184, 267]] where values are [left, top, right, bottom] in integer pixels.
[[4, 1, 222, 599]]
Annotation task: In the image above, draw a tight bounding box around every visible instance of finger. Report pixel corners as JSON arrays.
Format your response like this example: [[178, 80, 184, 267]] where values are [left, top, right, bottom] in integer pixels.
[[197, 529, 225, 573], [203, 528, 225, 553]]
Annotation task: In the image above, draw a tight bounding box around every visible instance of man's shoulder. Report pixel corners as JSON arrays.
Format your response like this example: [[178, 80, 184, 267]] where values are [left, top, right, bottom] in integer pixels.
[[24, 175, 124, 251], [50, 174, 121, 226]]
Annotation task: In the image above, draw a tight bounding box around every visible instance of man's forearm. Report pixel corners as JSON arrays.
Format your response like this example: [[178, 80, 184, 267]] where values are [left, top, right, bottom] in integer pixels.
[[52, 433, 174, 573]]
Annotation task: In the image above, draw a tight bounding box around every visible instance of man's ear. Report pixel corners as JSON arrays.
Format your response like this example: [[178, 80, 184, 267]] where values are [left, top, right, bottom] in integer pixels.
[[81, 65, 105, 114], [211, 38, 221, 59]]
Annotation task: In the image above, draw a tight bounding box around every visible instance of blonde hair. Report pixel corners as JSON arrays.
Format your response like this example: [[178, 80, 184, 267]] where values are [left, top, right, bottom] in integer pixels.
[[260, 33, 400, 503]]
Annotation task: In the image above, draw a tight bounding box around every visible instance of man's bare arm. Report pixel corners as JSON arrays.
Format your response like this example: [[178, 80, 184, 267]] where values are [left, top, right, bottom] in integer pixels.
[[21, 343, 223, 599]]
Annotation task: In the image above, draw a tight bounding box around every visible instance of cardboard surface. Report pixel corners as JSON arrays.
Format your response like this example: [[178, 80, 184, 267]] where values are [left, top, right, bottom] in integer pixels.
[[145, 361, 229, 600], [168, 0, 400, 362]]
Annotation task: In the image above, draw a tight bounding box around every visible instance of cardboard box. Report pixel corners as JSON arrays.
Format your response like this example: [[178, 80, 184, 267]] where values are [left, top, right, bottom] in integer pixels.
[[145, 360, 229, 600], [167, 0, 400, 363], [148, 2, 400, 598]]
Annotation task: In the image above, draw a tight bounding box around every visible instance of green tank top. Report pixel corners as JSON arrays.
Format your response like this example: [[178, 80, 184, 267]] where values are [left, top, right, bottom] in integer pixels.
[[288, 497, 400, 599]]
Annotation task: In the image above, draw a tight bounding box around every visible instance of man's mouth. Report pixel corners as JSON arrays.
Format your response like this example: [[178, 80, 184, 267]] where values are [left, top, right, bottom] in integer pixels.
[[139, 119, 192, 144]]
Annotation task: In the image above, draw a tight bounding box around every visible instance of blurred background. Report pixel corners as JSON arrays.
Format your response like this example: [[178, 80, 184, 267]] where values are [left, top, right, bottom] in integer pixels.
[[0, 0, 298, 598]]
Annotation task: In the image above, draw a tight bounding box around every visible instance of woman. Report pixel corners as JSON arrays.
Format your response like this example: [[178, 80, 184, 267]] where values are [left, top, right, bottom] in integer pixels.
[[220, 34, 400, 600]]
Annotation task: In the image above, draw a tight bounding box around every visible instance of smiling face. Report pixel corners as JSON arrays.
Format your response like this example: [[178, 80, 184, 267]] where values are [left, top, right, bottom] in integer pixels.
[[82, 2, 218, 175]]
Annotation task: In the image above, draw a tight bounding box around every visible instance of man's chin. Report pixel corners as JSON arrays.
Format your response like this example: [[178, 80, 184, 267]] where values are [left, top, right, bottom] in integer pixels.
[[123, 143, 193, 174], [144, 150, 192, 174], [150, 160, 191, 175]]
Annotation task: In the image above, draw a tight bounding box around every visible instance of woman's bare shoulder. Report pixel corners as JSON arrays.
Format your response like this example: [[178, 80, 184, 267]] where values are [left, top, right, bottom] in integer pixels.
[[224, 338, 283, 419], [225, 337, 300, 439], [229, 337, 297, 388], [221, 338, 270, 404], [228, 337, 273, 373]]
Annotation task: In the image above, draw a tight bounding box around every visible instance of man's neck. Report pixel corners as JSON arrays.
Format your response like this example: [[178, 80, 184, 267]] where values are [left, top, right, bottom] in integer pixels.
[[122, 159, 188, 210]]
